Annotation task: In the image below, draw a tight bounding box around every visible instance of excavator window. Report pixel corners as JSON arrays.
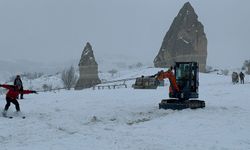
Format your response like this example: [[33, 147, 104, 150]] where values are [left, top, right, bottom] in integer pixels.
[[175, 63, 190, 81], [175, 62, 199, 92], [175, 63, 190, 91], [172, 62, 199, 99]]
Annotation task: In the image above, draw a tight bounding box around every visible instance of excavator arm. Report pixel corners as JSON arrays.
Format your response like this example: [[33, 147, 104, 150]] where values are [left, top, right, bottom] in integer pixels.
[[156, 70, 180, 93]]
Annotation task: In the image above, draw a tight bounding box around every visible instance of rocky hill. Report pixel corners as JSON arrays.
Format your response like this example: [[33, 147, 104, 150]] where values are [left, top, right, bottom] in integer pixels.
[[154, 2, 207, 72]]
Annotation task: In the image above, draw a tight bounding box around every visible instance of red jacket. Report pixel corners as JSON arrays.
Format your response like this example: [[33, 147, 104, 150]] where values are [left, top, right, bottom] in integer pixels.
[[0, 84, 34, 99]]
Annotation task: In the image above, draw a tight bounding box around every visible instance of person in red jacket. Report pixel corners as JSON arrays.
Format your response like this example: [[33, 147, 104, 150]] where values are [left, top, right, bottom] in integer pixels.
[[0, 84, 37, 116]]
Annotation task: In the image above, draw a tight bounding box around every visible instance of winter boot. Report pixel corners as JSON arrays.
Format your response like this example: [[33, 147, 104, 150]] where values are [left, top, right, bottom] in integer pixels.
[[2, 110, 7, 117]]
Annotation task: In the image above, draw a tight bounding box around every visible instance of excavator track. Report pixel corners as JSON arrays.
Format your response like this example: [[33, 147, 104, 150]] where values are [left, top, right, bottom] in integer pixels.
[[159, 99, 205, 110]]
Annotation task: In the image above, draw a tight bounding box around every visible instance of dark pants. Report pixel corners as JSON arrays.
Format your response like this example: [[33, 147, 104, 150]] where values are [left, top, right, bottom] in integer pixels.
[[4, 97, 20, 111], [240, 78, 244, 84], [18, 87, 24, 99]]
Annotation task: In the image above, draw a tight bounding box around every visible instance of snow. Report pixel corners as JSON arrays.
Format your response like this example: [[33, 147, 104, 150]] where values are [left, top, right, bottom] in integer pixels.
[[178, 36, 190, 44], [84, 49, 91, 56], [1, 68, 250, 150], [182, 39, 190, 44], [24, 74, 64, 91]]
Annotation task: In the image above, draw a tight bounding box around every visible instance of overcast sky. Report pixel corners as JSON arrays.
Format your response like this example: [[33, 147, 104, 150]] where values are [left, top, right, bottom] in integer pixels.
[[0, 0, 249, 69]]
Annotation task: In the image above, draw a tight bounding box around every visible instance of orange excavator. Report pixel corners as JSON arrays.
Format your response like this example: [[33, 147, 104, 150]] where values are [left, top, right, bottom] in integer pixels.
[[156, 62, 205, 110]]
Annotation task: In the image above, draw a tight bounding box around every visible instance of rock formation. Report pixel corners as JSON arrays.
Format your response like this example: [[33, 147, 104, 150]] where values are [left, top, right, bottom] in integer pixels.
[[154, 2, 207, 72], [75, 42, 101, 90]]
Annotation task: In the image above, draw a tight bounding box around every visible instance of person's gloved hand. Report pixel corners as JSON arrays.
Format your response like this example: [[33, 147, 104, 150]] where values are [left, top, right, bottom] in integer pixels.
[[32, 90, 38, 94]]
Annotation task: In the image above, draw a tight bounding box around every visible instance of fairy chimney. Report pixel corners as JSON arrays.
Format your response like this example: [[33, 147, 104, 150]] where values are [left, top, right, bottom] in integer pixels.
[[154, 2, 207, 72], [75, 42, 101, 90]]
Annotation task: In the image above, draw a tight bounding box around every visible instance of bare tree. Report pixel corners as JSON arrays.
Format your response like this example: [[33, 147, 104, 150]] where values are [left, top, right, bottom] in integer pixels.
[[135, 62, 143, 68], [42, 84, 52, 92], [61, 66, 78, 90], [108, 69, 118, 77], [243, 60, 250, 74], [128, 65, 133, 70], [205, 66, 213, 73], [221, 69, 229, 76]]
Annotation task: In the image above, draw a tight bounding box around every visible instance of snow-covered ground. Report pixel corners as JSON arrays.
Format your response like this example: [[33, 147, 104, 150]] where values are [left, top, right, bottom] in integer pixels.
[[0, 68, 250, 150]]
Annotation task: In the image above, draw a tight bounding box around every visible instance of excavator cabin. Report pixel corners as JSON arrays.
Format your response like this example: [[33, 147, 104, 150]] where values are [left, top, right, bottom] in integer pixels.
[[171, 62, 199, 100]]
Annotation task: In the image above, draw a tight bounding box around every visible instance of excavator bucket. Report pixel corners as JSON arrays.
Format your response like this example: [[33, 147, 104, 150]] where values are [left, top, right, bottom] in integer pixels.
[[132, 76, 159, 89], [159, 99, 205, 110]]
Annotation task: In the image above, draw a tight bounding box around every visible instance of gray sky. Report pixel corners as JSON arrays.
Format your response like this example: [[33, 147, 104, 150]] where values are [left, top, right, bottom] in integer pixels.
[[0, 0, 249, 69]]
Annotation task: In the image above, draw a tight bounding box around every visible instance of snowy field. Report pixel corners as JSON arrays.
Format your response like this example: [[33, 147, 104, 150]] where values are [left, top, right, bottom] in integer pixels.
[[0, 69, 250, 150]]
